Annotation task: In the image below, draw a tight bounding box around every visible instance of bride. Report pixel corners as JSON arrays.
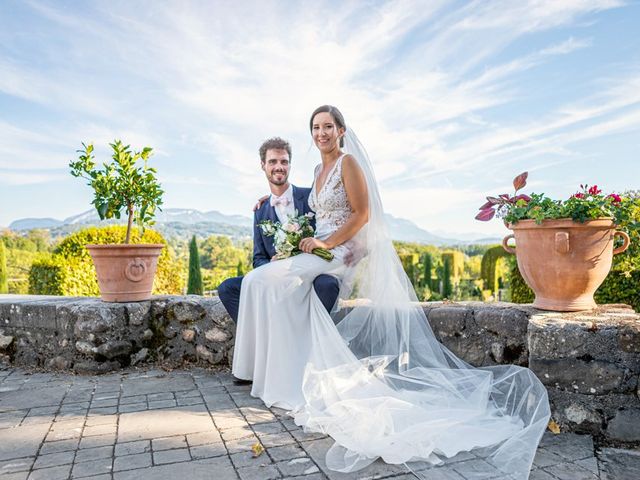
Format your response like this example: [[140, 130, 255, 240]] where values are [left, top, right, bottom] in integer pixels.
[[232, 105, 550, 479]]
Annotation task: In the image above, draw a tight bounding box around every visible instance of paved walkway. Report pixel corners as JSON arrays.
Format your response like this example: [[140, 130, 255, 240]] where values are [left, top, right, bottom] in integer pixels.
[[0, 366, 638, 480]]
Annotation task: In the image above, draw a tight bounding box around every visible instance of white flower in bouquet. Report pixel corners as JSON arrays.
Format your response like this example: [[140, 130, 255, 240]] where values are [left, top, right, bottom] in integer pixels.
[[259, 213, 333, 261]]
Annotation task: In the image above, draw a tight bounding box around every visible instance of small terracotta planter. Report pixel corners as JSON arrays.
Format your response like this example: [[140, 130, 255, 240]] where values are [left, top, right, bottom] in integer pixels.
[[86, 244, 164, 302], [502, 218, 630, 311]]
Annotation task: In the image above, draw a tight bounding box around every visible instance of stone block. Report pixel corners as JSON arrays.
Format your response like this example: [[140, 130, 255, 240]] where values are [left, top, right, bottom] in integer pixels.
[[73, 302, 126, 338], [166, 298, 206, 325], [74, 360, 120, 375], [530, 357, 635, 394], [182, 329, 196, 342], [606, 409, 640, 443], [0, 333, 14, 350], [124, 301, 151, 327], [95, 340, 132, 359], [204, 327, 231, 343]]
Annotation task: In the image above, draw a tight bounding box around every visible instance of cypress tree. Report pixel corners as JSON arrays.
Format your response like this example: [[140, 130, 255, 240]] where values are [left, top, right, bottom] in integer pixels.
[[442, 257, 452, 299], [421, 253, 432, 289], [187, 235, 203, 295], [236, 260, 245, 277], [0, 241, 7, 294]]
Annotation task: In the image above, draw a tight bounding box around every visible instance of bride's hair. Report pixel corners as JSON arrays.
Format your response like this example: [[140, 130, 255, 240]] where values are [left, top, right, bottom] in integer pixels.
[[309, 105, 346, 147]]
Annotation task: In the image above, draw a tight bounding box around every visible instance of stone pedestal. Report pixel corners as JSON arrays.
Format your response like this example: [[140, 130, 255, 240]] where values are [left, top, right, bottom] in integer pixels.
[[528, 305, 640, 444]]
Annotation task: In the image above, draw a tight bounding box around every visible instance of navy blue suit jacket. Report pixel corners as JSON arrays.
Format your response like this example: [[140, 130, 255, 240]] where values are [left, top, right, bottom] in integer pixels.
[[218, 184, 339, 323], [253, 185, 313, 268]]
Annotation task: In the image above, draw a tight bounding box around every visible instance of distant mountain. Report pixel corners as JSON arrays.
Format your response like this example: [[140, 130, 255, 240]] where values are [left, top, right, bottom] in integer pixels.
[[8, 208, 497, 245], [9, 217, 63, 230], [383, 214, 457, 245], [9, 208, 254, 241]]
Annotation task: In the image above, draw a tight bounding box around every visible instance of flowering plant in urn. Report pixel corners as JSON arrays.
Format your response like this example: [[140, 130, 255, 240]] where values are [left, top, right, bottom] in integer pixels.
[[476, 172, 633, 312]]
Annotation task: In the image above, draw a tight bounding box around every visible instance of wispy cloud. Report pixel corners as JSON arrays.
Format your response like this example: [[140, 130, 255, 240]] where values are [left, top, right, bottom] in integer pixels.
[[0, 0, 637, 233]]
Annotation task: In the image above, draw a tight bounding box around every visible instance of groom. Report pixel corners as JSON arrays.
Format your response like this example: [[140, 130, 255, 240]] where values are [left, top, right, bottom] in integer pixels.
[[218, 137, 340, 324]]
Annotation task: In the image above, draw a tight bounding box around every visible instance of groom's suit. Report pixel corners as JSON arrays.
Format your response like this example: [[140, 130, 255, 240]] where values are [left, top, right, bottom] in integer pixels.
[[218, 185, 340, 322]]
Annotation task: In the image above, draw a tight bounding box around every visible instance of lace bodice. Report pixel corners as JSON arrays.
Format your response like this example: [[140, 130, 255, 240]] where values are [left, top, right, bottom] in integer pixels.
[[309, 154, 353, 238]]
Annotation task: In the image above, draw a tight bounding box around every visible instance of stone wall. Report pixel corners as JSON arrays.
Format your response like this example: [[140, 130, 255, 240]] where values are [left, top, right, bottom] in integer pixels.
[[0, 295, 638, 446], [0, 295, 235, 374]]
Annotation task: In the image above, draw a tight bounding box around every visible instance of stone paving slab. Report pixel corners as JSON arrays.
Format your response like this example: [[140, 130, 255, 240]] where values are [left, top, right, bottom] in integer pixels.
[[1, 365, 639, 479]]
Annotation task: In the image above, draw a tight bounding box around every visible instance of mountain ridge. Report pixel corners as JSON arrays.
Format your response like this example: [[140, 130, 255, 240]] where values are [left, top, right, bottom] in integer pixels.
[[7, 208, 500, 245]]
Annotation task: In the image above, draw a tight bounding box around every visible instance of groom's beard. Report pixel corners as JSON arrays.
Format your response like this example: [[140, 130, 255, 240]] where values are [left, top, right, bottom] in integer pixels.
[[269, 171, 288, 186]]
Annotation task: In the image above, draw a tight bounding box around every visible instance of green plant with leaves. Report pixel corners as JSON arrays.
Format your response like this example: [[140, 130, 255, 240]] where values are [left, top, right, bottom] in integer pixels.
[[187, 235, 204, 295], [69, 140, 164, 244], [0, 241, 8, 293], [476, 172, 639, 233]]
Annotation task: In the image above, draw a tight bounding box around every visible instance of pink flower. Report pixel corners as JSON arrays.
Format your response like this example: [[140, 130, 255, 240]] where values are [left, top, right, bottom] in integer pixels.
[[572, 193, 585, 199], [284, 223, 301, 233], [608, 193, 622, 204], [588, 185, 602, 195]]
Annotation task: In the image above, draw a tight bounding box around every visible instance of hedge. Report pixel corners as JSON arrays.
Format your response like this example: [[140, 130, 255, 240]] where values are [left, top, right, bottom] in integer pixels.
[[29, 225, 183, 296], [480, 245, 511, 294]]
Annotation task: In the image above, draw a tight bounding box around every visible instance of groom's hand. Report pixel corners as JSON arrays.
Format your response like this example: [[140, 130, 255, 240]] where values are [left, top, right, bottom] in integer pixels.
[[253, 195, 269, 212]]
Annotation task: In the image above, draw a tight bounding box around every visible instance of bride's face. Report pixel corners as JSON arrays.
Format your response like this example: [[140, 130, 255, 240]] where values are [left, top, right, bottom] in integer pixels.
[[312, 112, 344, 153]]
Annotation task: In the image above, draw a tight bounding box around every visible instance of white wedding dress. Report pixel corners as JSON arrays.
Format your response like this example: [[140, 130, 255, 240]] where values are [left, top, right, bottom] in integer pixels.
[[233, 136, 550, 479]]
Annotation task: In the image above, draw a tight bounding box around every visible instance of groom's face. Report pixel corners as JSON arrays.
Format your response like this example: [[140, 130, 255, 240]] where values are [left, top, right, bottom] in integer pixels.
[[262, 148, 290, 186]]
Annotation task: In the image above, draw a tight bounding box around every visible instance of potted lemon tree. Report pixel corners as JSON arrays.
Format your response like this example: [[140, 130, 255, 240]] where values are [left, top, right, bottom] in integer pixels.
[[477, 173, 635, 311], [70, 140, 164, 302]]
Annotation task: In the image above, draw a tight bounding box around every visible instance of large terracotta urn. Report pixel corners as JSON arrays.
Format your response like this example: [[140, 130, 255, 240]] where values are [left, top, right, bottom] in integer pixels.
[[86, 244, 164, 302], [502, 218, 630, 311]]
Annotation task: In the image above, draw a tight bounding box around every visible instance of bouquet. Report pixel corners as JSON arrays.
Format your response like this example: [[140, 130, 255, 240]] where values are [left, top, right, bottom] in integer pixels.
[[259, 212, 334, 261]]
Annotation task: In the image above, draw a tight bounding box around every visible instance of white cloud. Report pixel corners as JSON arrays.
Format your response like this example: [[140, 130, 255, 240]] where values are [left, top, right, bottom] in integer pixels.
[[0, 0, 636, 232]]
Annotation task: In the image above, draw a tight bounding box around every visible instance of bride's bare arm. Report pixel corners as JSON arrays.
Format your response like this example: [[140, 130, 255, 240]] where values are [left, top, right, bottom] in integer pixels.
[[299, 155, 368, 252]]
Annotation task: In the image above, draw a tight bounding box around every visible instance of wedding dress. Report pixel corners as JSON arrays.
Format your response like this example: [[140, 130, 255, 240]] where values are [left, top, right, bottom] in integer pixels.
[[233, 133, 550, 479]]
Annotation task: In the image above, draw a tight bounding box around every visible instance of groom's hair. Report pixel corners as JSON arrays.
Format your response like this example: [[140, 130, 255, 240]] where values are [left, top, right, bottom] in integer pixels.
[[259, 137, 292, 164]]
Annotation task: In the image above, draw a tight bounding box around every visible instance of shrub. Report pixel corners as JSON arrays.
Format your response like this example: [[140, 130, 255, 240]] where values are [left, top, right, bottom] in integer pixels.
[[481, 245, 511, 294], [0, 241, 8, 293], [29, 226, 183, 296]]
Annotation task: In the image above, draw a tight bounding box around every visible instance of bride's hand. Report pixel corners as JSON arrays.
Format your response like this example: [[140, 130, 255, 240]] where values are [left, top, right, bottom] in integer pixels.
[[253, 195, 269, 212], [299, 237, 329, 253]]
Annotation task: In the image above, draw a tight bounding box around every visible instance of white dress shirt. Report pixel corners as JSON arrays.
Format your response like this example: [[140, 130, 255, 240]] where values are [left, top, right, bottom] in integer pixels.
[[270, 185, 295, 223]]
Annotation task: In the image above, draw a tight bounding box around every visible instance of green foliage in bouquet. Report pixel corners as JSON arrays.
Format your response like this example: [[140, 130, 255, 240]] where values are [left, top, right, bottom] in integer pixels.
[[29, 226, 183, 296], [70, 140, 164, 244]]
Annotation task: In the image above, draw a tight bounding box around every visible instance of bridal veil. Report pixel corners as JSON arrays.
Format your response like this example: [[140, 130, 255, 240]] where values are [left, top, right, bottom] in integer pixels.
[[293, 126, 550, 479]]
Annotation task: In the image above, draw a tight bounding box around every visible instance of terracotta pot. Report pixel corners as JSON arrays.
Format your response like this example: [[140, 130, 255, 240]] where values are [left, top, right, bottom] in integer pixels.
[[502, 218, 630, 311], [86, 244, 164, 302]]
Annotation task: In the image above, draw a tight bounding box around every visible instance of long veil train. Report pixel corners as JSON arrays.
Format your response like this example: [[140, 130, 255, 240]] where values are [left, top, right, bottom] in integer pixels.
[[293, 128, 550, 479]]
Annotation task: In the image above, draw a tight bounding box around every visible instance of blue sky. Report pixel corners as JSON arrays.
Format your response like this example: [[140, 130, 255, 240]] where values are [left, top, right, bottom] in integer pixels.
[[1, 0, 639, 237]]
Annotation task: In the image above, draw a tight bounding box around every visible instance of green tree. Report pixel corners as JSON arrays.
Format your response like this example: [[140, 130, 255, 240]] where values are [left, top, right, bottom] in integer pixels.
[[236, 260, 245, 277], [187, 235, 203, 295], [69, 140, 164, 244], [0, 241, 8, 293], [442, 256, 452, 299], [421, 253, 432, 289]]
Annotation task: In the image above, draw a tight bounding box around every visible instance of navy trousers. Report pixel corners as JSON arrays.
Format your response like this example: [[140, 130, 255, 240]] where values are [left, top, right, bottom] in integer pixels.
[[218, 273, 340, 323]]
